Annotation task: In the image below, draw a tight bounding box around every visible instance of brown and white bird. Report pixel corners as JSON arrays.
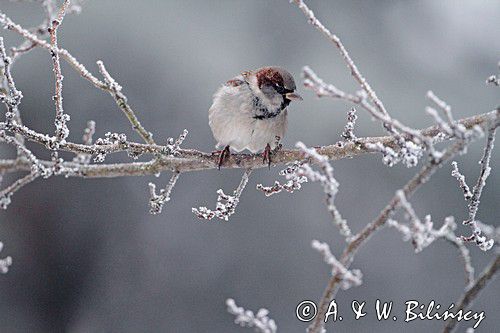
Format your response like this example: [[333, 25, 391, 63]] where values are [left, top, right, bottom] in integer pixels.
[[208, 66, 302, 168]]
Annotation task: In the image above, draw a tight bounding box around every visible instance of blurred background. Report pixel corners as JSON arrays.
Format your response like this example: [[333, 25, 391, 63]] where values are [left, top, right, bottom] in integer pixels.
[[0, 0, 498, 332]]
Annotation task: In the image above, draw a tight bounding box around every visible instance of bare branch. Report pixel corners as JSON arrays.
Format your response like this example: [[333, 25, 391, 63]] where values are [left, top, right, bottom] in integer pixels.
[[226, 298, 277, 333], [256, 162, 307, 196], [0, 37, 24, 146], [451, 161, 473, 200], [148, 171, 180, 215], [73, 120, 96, 164], [442, 254, 500, 333], [0, 242, 12, 274], [193, 169, 252, 221], [486, 61, 499, 86], [312, 240, 362, 290], [308, 136, 476, 333], [459, 125, 497, 251], [0, 111, 496, 178], [296, 142, 352, 240], [341, 107, 357, 142], [292, 0, 390, 118], [0, 11, 107, 90], [49, 0, 71, 144], [96, 60, 155, 145]]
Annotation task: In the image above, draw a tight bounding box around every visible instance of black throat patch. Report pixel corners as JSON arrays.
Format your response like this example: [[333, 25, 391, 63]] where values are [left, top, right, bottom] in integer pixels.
[[251, 95, 289, 120]]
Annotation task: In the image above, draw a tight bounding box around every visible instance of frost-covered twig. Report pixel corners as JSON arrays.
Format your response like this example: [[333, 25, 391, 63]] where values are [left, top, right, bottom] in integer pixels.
[[426, 91, 468, 140], [341, 107, 357, 142], [148, 171, 180, 215], [0, 130, 55, 208], [256, 162, 307, 196], [308, 137, 473, 333], [0, 172, 39, 209], [292, 0, 390, 118], [391, 191, 458, 253], [486, 75, 499, 86], [0, 37, 24, 146], [427, 91, 454, 126], [451, 124, 497, 251], [0, 242, 12, 274], [486, 61, 499, 86], [476, 221, 500, 245], [443, 254, 500, 333], [302, 66, 426, 142], [164, 129, 189, 156], [366, 140, 423, 168], [297, 142, 352, 240], [445, 233, 475, 289], [303, 66, 434, 163], [192, 169, 252, 221], [226, 298, 277, 333], [73, 120, 96, 164], [49, 0, 71, 144], [388, 193, 474, 287], [96, 60, 155, 145], [0, 10, 107, 90], [0, 111, 495, 177], [312, 240, 362, 290], [451, 161, 473, 200]]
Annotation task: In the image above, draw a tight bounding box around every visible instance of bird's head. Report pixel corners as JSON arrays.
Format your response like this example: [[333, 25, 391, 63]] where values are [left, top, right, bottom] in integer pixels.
[[245, 66, 302, 109]]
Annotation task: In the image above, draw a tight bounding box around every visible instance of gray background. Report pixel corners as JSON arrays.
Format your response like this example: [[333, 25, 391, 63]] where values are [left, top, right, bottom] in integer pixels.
[[0, 0, 498, 332]]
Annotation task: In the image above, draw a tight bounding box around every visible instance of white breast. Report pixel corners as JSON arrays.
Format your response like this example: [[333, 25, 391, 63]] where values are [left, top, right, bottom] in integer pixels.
[[208, 82, 288, 153]]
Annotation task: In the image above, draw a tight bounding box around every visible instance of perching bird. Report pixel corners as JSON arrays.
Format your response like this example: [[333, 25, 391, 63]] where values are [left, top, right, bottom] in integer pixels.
[[208, 66, 302, 168]]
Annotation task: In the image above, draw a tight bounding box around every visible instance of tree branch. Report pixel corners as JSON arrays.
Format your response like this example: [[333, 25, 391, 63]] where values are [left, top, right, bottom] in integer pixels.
[[0, 110, 496, 177], [442, 254, 500, 333]]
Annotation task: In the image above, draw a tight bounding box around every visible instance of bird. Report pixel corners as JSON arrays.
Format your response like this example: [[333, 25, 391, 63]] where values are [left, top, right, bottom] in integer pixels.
[[208, 66, 302, 169]]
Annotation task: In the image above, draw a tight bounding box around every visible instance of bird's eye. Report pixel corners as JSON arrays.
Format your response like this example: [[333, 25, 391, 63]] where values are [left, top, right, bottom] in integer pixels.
[[273, 83, 285, 93]]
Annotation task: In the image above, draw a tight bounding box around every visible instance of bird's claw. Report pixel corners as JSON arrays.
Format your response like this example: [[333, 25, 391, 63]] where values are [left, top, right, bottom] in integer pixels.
[[217, 145, 231, 170], [263, 143, 272, 169]]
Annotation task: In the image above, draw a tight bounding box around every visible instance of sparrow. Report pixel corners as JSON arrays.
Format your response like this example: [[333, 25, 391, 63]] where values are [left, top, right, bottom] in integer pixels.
[[208, 66, 302, 169]]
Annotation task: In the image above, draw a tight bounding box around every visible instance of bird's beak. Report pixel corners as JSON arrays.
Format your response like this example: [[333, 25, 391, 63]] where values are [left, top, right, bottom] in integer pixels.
[[285, 92, 303, 101]]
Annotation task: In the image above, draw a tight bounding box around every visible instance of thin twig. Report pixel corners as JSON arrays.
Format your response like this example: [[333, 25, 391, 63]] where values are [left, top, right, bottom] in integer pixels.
[[292, 0, 390, 118], [49, 0, 71, 143], [442, 254, 500, 333], [308, 138, 472, 333], [148, 171, 181, 214], [96, 60, 155, 145], [0, 11, 107, 90], [193, 169, 252, 221], [0, 111, 496, 176]]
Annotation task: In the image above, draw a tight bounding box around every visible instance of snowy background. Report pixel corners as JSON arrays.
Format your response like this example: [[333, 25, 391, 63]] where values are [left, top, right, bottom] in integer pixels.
[[0, 0, 499, 332]]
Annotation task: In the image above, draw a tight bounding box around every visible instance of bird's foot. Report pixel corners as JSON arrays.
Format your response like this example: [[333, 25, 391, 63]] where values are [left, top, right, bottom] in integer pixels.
[[215, 145, 230, 170], [263, 143, 272, 169]]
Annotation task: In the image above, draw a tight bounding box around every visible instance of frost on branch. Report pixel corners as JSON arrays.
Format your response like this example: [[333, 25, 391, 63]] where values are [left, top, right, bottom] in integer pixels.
[[476, 222, 500, 246], [389, 191, 475, 286], [451, 161, 473, 200], [486, 61, 499, 86], [193, 169, 252, 221], [0, 242, 12, 274], [296, 142, 352, 240], [73, 120, 96, 164], [97, 60, 155, 145], [341, 107, 358, 142], [452, 125, 497, 251], [366, 139, 423, 168], [256, 162, 307, 196], [226, 298, 277, 333], [311, 240, 362, 290], [148, 172, 180, 215], [391, 191, 458, 253], [163, 129, 189, 156]]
